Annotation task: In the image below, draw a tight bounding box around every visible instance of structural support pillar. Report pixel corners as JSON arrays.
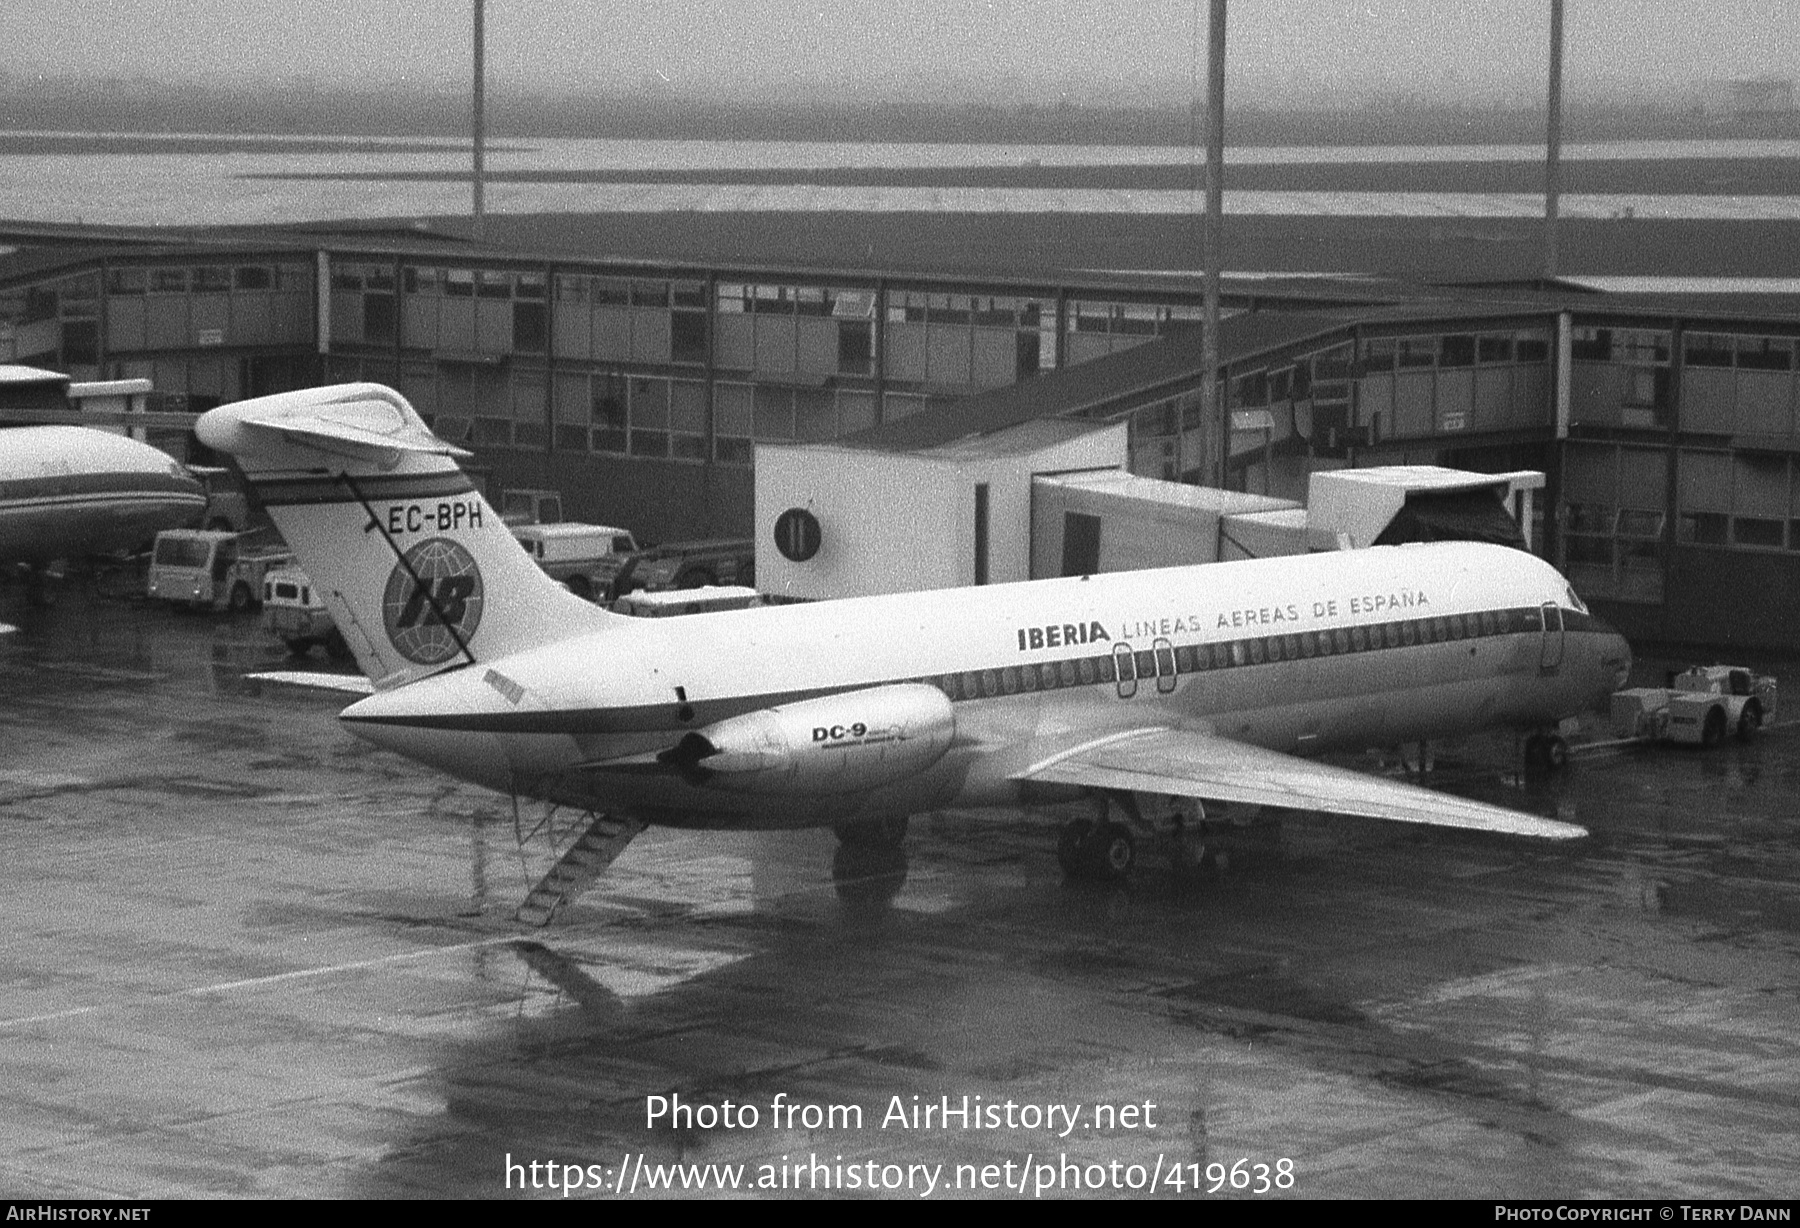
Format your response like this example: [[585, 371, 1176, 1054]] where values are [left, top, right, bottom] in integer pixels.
[[1200, 0, 1227, 487], [1543, 0, 1564, 281], [472, 0, 486, 243]]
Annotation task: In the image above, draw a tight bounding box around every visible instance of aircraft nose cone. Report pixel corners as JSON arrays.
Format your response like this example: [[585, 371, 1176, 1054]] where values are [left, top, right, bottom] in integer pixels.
[[1591, 617, 1632, 689]]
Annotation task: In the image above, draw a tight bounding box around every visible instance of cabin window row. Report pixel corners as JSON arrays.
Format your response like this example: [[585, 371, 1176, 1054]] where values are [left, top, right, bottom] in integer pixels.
[[925, 606, 1544, 701]]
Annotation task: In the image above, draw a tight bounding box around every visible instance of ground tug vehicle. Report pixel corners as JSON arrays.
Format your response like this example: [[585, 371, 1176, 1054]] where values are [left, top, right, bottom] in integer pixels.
[[1610, 665, 1776, 746]]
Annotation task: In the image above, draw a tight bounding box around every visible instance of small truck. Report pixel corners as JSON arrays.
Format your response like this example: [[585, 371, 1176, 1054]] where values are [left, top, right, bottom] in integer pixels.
[[261, 567, 350, 660], [1610, 665, 1777, 747], [147, 529, 291, 612], [511, 522, 641, 601]]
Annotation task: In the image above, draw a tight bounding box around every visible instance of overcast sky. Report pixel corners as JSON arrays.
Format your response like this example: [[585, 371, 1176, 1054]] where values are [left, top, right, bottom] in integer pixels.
[[4, 2, 1796, 104]]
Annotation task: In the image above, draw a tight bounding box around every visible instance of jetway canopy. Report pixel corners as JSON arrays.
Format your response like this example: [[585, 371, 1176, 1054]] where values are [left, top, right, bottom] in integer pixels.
[[1307, 467, 1545, 552], [1372, 487, 1526, 550]]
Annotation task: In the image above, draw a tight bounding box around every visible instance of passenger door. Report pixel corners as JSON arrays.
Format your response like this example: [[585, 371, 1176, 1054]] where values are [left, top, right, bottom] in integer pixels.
[[1539, 602, 1565, 671], [1114, 643, 1137, 699], [1153, 637, 1177, 694], [1115, 639, 1179, 698]]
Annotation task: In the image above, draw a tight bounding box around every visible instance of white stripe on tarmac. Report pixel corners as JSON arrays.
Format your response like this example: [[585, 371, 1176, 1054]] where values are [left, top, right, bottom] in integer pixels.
[[0, 934, 524, 1029]]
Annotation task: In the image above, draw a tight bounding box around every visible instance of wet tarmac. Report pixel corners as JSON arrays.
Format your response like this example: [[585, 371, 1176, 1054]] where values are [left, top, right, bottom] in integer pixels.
[[1, 583, 1796, 1200]]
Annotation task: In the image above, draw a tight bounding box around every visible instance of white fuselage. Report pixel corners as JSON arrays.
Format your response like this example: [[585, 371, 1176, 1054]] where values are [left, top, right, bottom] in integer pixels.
[[0, 427, 205, 565], [341, 542, 1630, 830]]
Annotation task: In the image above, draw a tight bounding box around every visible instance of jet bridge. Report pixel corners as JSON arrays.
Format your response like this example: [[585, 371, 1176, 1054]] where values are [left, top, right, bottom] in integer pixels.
[[1029, 465, 1543, 575], [759, 415, 1544, 598]]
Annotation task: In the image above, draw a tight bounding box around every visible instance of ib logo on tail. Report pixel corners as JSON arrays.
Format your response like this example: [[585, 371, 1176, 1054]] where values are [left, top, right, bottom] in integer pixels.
[[380, 537, 486, 665]]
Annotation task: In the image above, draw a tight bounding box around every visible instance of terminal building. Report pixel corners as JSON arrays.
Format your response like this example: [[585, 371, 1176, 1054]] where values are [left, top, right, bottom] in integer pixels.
[[2, 228, 1797, 653]]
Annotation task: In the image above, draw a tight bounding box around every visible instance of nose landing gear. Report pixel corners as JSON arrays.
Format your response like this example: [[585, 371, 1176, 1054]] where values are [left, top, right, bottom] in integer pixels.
[[1523, 731, 1570, 775]]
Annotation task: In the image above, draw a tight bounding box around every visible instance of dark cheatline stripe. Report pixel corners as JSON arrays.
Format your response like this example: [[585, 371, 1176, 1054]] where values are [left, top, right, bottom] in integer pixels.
[[341, 684, 845, 735], [345, 601, 1609, 736], [255, 471, 476, 507], [0, 470, 203, 503], [0, 493, 206, 518]]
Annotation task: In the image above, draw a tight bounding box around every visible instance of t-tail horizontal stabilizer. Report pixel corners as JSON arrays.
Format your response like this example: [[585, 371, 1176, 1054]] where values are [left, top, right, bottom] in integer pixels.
[[200, 383, 469, 465]]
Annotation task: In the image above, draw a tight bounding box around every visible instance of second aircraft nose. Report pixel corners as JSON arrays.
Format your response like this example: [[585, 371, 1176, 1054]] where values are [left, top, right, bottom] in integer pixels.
[[1591, 617, 1633, 690]]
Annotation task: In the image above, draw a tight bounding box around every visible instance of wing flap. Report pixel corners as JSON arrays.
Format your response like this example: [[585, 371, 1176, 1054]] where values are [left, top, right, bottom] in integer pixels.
[[1019, 728, 1584, 840]]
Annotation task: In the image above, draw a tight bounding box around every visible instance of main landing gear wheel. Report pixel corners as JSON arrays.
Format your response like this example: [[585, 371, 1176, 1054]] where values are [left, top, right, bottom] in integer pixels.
[[1057, 817, 1135, 884], [1168, 821, 1229, 880], [1701, 707, 1728, 748], [1523, 733, 1569, 775]]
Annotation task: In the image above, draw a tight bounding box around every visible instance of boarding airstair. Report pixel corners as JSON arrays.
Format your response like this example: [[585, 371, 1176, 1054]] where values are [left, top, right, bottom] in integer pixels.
[[515, 813, 645, 926]]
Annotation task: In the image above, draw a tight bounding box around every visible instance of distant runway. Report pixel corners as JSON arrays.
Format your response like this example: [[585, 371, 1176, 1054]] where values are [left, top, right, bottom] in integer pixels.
[[256, 184, 1800, 223], [4, 131, 1800, 230], [4, 130, 1800, 287], [6, 129, 1800, 165]]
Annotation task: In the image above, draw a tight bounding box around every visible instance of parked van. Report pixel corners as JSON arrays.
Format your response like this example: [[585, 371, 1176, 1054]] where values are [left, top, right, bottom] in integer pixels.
[[511, 522, 640, 600], [262, 567, 350, 660]]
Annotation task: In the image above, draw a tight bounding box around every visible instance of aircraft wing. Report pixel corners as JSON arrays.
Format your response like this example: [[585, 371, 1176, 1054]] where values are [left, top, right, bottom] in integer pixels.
[[1015, 728, 1585, 839]]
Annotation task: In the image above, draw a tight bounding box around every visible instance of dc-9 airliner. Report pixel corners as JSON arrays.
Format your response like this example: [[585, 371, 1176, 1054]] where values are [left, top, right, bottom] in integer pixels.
[[198, 384, 1629, 919]]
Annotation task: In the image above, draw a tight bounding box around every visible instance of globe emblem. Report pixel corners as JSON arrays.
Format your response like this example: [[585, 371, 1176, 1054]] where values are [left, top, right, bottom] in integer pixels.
[[381, 537, 485, 665]]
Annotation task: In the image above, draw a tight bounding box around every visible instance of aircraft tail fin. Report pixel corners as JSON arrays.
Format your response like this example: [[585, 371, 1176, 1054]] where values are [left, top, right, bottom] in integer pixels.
[[197, 383, 615, 689]]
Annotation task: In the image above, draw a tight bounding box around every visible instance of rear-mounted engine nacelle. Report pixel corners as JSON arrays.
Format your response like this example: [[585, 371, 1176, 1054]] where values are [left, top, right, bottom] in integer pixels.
[[661, 683, 955, 795]]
